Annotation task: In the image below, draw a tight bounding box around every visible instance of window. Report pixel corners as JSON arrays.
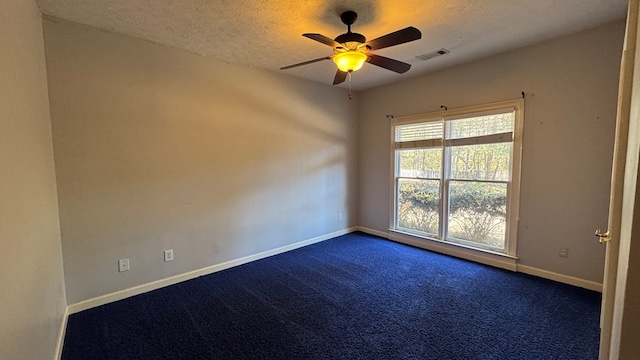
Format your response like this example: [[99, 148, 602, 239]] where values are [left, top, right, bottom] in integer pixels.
[[391, 100, 523, 256]]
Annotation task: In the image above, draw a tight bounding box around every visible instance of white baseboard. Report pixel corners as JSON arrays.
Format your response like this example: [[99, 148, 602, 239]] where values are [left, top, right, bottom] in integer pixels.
[[517, 264, 603, 292], [355, 226, 389, 239], [68, 227, 358, 314], [53, 306, 69, 360]]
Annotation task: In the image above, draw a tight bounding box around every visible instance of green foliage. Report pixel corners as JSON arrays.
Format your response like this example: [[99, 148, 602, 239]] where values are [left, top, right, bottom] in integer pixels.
[[449, 182, 506, 217], [399, 180, 439, 211], [398, 180, 439, 234], [448, 182, 506, 247], [398, 180, 507, 247], [399, 181, 505, 216]]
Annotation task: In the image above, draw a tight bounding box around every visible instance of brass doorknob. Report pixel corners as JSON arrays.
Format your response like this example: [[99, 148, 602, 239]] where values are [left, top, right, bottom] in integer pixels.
[[595, 229, 611, 244]]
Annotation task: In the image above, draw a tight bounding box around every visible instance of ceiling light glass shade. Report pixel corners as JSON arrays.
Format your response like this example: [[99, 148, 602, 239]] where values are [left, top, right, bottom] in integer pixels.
[[333, 51, 368, 72]]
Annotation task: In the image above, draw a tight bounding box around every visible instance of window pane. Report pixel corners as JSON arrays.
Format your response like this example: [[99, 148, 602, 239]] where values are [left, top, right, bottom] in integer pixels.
[[447, 181, 507, 248], [397, 179, 440, 235], [446, 112, 513, 140], [395, 121, 442, 142], [450, 143, 512, 181], [398, 148, 442, 178]]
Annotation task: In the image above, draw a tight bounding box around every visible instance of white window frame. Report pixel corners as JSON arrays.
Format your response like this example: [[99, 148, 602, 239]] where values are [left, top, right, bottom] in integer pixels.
[[389, 99, 524, 258]]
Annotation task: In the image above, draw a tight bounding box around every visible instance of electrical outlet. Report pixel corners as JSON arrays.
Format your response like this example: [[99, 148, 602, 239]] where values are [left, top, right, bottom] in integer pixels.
[[339, 212, 343, 221], [118, 258, 130, 272], [559, 248, 569, 258], [164, 249, 174, 262]]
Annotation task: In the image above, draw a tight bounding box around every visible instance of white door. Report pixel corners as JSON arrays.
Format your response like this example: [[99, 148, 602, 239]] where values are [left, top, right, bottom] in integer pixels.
[[598, 1, 638, 358]]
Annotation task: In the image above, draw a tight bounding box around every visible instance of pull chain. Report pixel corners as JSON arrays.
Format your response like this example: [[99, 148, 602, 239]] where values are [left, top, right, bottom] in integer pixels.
[[348, 71, 352, 100]]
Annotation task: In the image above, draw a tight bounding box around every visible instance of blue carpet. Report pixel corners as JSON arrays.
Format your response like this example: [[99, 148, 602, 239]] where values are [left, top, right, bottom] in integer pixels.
[[62, 232, 601, 359]]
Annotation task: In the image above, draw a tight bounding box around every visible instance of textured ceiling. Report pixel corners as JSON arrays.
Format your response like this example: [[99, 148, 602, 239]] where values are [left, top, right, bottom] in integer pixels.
[[36, 0, 629, 91]]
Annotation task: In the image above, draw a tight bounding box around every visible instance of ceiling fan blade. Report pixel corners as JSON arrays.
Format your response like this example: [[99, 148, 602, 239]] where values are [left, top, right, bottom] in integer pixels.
[[303, 33, 342, 48], [280, 56, 331, 70], [367, 54, 411, 73], [333, 70, 347, 85], [365, 27, 421, 51]]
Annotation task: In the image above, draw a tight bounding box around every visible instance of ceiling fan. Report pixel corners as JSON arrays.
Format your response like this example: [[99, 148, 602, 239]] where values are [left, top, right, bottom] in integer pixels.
[[280, 11, 422, 86]]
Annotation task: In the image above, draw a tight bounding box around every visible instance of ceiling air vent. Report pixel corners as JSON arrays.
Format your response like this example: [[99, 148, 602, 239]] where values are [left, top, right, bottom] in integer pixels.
[[415, 48, 450, 61]]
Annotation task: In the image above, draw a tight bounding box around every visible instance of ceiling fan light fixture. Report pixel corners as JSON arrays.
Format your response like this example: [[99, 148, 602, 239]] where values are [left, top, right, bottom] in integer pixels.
[[333, 51, 368, 72], [280, 11, 422, 86]]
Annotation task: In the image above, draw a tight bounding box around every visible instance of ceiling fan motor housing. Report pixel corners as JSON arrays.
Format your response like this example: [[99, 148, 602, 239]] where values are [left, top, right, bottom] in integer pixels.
[[335, 32, 366, 45]]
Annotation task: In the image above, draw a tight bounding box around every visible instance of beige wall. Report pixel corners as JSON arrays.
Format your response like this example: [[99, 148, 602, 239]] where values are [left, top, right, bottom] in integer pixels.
[[0, 1, 67, 359], [43, 17, 359, 304], [358, 21, 625, 283]]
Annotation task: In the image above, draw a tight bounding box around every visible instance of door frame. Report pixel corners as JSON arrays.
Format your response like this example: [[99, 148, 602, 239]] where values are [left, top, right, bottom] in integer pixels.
[[601, 0, 640, 358]]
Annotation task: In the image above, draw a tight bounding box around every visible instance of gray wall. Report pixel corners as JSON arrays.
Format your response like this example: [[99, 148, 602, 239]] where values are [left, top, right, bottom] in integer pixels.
[[43, 18, 359, 304], [0, 1, 67, 359], [357, 21, 625, 283]]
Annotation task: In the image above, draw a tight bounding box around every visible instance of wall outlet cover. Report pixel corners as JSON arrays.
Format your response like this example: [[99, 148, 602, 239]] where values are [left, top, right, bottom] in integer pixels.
[[164, 249, 174, 262], [118, 258, 129, 272]]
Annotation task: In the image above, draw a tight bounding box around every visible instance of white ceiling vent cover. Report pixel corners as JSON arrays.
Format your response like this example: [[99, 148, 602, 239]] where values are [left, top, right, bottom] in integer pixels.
[[415, 48, 450, 61]]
